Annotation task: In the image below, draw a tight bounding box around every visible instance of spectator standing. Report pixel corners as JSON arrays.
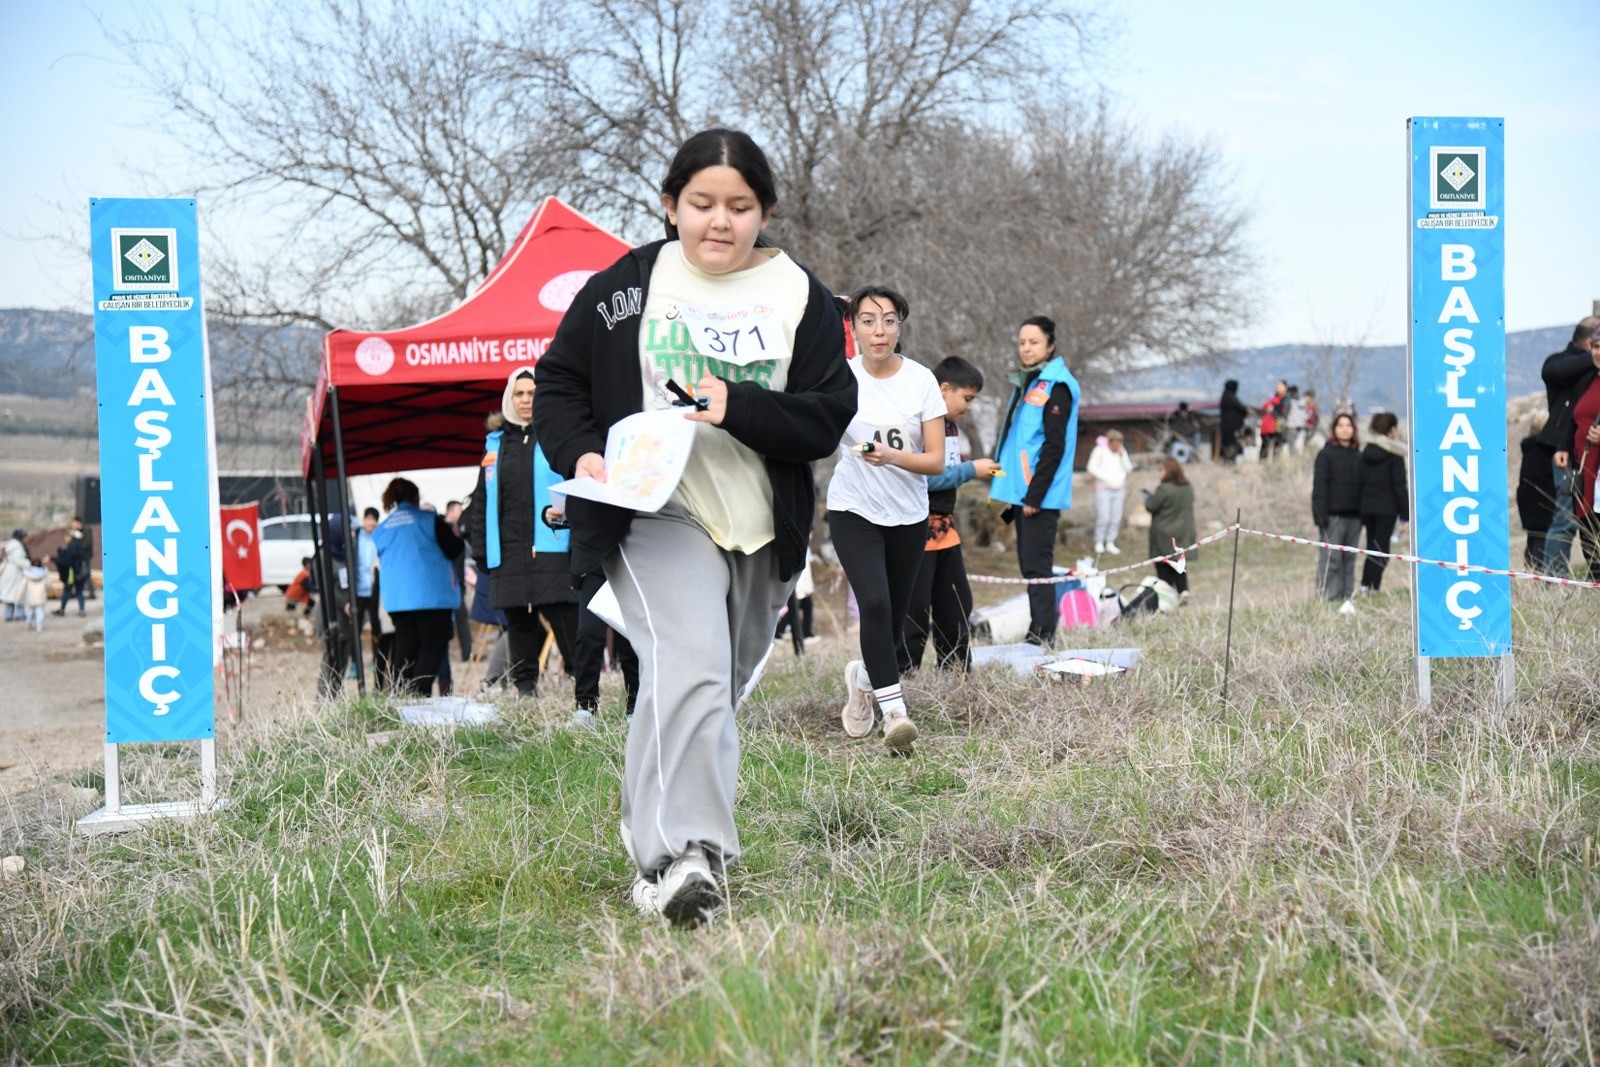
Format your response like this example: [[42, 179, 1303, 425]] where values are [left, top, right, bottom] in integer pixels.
[[53, 525, 88, 617], [1516, 413, 1556, 571], [22, 558, 49, 630], [372, 477, 462, 696], [1144, 457, 1196, 601], [828, 285, 946, 749], [1312, 412, 1364, 609], [1, 528, 26, 622], [1259, 380, 1289, 460], [990, 314, 1081, 647], [461, 369, 581, 704], [1218, 379, 1247, 463], [1358, 412, 1409, 594], [354, 507, 383, 670], [1087, 430, 1133, 554], [1538, 316, 1600, 576], [900, 355, 998, 674]]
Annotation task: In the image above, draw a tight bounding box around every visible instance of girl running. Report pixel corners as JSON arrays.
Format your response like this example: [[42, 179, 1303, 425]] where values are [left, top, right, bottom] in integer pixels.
[[535, 128, 855, 925], [827, 286, 946, 749]]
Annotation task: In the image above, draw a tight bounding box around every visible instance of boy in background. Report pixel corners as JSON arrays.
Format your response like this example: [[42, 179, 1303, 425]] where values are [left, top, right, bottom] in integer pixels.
[[899, 356, 998, 672]]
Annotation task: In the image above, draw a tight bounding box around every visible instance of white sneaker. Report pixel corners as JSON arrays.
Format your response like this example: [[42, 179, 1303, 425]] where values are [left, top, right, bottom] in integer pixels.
[[630, 877, 661, 917], [1338, 598, 1357, 616], [1106, 542, 1121, 555], [657, 844, 721, 927], [883, 711, 919, 751], [1094, 541, 1106, 554], [841, 660, 875, 738]]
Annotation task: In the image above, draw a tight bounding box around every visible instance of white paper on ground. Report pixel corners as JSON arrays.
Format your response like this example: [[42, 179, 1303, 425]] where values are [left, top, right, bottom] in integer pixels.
[[399, 698, 500, 727], [1039, 658, 1127, 678], [549, 408, 696, 513]]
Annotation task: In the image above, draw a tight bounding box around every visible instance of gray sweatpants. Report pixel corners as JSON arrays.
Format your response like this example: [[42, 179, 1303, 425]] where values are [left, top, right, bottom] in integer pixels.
[[605, 504, 793, 880], [1093, 484, 1126, 545], [1317, 515, 1362, 600]]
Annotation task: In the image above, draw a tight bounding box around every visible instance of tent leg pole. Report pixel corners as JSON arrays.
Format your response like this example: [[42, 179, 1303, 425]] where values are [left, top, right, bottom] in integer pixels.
[[329, 387, 366, 697]]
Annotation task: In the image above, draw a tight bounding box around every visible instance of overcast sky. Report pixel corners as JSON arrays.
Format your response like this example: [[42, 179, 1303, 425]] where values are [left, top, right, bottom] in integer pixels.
[[3, 0, 1596, 349]]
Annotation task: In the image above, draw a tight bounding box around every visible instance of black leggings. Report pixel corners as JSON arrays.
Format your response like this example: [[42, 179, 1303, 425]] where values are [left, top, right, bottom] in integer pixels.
[[900, 544, 972, 672], [829, 510, 927, 690]]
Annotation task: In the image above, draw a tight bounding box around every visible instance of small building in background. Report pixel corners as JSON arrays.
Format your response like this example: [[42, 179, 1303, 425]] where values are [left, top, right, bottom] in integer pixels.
[[1074, 401, 1220, 468]]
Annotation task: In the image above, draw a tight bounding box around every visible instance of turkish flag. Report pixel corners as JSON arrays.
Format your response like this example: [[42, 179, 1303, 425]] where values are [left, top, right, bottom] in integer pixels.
[[220, 503, 263, 591]]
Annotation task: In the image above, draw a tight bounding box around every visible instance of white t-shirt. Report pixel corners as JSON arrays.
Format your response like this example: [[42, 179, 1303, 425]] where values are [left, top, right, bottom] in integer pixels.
[[826, 355, 946, 526], [639, 243, 809, 552]]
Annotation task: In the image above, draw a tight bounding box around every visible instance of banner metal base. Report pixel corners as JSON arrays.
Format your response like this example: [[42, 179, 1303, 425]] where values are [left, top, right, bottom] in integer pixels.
[[75, 737, 226, 836]]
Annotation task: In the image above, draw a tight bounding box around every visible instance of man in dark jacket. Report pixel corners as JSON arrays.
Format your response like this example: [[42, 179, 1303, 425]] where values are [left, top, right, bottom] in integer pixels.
[[1535, 316, 1600, 575]]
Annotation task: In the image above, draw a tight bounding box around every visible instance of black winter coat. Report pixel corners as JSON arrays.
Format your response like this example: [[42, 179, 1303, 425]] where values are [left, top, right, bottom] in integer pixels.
[[462, 417, 577, 609], [1516, 435, 1556, 534], [1536, 343, 1596, 451], [1219, 386, 1247, 440], [1311, 443, 1363, 529], [1358, 439, 1409, 520]]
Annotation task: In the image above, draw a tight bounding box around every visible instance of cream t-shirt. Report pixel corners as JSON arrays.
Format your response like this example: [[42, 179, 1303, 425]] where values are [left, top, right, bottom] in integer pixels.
[[639, 243, 810, 552]]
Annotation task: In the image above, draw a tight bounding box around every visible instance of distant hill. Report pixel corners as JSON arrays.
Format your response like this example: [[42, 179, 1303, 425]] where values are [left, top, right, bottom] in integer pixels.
[[0, 306, 1572, 414], [0, 308, 322, 402], [1094, 326, 1570, 410]]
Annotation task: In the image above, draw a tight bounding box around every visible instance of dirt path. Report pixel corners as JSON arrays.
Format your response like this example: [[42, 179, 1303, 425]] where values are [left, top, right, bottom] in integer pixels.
[[0, 591, 323, 796]]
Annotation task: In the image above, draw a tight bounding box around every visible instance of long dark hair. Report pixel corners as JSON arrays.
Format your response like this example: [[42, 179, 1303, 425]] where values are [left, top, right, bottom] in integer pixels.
[[660, 128, 778, 239], [1328, 412, 1361, 449]]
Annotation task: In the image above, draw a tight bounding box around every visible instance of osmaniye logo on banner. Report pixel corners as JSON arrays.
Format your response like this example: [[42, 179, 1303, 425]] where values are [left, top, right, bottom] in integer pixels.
[[100, 227, 193, 312], [1430, 146, 1485, 210]]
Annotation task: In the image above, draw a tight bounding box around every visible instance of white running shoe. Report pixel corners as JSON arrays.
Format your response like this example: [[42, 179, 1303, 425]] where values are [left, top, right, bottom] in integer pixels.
[[658, 844, 721, 927], [1338, 598, 1357, 616], [883, 711, 919, 751], [1106, 542, 1121, 554], [841, 660, 874, 738], [1094, 541, 1106, 554], [630, 877, 661, 917]]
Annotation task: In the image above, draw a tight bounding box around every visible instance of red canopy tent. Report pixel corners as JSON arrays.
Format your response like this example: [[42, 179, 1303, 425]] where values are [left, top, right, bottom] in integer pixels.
[[296, 197, 629, 695], [302, 197, 630, 478]]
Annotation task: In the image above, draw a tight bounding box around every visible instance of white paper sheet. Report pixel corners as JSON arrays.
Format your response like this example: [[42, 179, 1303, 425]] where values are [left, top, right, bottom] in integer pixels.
[[550, 408, 697, 513]]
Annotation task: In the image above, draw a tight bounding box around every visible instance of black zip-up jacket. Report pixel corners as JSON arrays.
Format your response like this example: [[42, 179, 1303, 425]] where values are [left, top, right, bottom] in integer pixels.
[[1311, 442, 1364, 529], [1358, 438, 1409, 521], [1536, 342, 1596, 452], [534, 241, 856, 581]]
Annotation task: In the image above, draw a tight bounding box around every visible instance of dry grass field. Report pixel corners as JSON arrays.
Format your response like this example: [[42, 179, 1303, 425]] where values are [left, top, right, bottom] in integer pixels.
[[1, 444, 1596, 1065]]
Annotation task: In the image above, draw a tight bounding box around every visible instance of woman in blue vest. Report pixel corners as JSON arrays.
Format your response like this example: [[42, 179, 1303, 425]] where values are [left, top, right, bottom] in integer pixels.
[[462, 368, 582, 702], [989, 314, 1081, 647], [371, 477, 463, 696]]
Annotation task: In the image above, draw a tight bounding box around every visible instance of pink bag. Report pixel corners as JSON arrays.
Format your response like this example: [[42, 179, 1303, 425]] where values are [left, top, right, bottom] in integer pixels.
[[1058, 588, 1098, 629]]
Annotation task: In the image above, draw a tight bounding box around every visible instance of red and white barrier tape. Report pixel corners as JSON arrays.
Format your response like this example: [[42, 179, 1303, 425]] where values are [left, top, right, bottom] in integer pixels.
[[966, 524, 1600, 590]]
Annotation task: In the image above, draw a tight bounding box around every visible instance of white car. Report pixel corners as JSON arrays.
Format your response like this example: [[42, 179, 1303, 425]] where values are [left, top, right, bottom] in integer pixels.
[[259, 513, 317, 590]]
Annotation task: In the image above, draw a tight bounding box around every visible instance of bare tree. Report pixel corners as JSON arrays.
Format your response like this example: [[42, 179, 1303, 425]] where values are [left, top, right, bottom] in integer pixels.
[[111, 0, 1255, 454]]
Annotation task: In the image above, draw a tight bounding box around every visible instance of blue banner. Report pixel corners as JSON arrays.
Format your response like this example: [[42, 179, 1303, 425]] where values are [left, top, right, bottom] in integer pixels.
[[1407, 118, 1511, 658], [90, 199, 219, 742]]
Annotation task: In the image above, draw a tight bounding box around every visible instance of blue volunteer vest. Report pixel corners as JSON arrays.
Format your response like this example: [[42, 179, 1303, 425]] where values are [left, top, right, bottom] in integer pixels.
[[989, 356, 1081, 510], [483, 430, 569, 569], [370, 503, 458, 612]]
